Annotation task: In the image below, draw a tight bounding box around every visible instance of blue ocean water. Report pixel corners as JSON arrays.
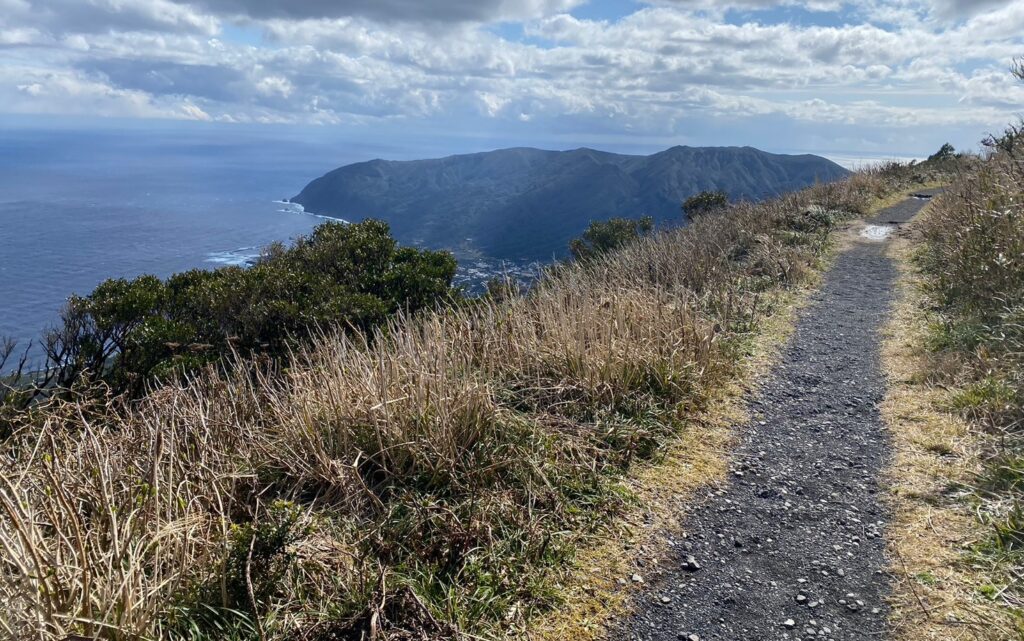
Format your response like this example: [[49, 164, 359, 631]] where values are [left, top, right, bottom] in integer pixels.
[[0, 124, 374, 358], [0, 122, 886, 367]]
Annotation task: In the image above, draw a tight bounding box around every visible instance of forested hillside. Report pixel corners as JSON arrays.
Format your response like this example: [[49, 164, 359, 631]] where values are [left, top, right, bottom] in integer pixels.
[[293, 146, 849, 259]]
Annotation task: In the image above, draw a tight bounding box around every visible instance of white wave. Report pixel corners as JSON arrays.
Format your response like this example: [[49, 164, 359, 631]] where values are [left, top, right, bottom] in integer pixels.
[[274, 200, 305, 214], [273, 199, 349, 223], [206, 247, 261, 266], [306, 213, 350, 223]]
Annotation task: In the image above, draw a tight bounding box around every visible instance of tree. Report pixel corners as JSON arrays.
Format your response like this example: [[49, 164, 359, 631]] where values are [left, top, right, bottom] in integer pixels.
[[569, 216, 654, 261], [682, 190, 729, 217], [927, 143, 957, 163]]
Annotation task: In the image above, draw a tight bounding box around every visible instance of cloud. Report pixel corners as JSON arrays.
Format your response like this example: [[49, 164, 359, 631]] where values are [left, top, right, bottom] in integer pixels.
[[76, 58, 247, 103], [649, 0, 1022, 25], [1, 0, 219, 36], [0, 0, 1021, 153], [1, 64, 209, 119], [928, 0, 1018, 20], [648, 0, 844, 13], [168, 0, 584, 24]]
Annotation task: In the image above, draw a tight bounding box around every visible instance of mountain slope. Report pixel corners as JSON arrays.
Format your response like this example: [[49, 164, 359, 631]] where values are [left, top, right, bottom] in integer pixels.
[[293, 145, 850, 260]]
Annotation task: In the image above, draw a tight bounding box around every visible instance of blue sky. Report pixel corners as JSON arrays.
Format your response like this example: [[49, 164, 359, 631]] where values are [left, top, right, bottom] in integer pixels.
[[2, 0, 1023, 161]]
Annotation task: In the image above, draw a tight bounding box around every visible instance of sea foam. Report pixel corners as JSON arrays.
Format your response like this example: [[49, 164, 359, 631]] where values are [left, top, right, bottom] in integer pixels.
[[274, 200, 349, 223]]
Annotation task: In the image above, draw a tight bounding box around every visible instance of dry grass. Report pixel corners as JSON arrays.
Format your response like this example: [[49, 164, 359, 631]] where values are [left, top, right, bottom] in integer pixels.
[[885, 141, 1024, 639], [531, 177, 953, 641], [0, 170, 922, 641], [883, 231, 1019, 640], [917, 149, 1024, 618], [528, 280, 820, 641]]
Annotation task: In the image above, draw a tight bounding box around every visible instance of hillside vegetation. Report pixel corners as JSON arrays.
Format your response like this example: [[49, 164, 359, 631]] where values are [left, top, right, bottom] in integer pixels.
[[292, 146, 849, 260], [1, 166, 933, 640], [913, 130, 1024, 631], [1, 220, 456, 408]]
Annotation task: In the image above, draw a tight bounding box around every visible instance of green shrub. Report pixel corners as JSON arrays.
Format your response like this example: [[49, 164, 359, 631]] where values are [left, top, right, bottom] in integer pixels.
[[916, 107, 1024, 626], [0, 169, 912, 640], [160, 501, 310, 641], [682, 190, 729, 217], [222, 501, 310, 613], [568, 216, 653, 260], [927, 142, 957, 163], [9, 220, 457, 400]]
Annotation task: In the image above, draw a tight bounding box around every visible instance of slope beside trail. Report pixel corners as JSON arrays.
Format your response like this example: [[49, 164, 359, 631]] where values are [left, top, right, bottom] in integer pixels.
[[615, 193, 942, 641]]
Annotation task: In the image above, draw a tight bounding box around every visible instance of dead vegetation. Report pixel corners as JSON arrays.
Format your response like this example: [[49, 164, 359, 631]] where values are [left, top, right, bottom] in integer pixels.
[[883, 232, 1017, 639], [885, 137, 1024, 637], [0, 169, 920, 640]]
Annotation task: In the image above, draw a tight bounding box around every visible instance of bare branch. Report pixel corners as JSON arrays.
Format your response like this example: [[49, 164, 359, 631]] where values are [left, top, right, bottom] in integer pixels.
[[0, 336, 14, 372], [1012, 56, 1024, 82]]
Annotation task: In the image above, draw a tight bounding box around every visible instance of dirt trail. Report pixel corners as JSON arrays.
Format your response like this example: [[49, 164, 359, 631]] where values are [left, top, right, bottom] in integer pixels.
[[615, 193, 942, 641]]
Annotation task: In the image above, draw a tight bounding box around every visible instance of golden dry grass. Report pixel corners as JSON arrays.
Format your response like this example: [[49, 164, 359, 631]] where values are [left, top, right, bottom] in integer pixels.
[[882, 230, 1020, 640], [527, 182, 945, 640], [527, 281, 820, 641], [0, 168, 934, 641]]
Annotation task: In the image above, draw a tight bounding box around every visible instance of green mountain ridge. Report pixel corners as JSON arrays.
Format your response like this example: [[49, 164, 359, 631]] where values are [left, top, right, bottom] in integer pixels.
[[293, 145, 850, 260]]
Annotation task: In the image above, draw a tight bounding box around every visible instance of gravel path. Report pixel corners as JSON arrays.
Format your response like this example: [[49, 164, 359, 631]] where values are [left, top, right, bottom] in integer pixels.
[[615, 194, 941, 641]]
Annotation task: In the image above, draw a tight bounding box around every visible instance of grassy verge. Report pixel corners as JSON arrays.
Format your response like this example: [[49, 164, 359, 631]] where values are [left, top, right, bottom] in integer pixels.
[[528, 280, 817, 640], [883, 229, 1019, 639], [530, 174, 955, 640], [884, 146, 1024, 638], [0, 168, 939, 641]]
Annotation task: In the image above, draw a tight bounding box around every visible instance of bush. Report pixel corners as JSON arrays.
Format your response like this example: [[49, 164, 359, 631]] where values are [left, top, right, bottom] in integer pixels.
[[6, 220, 457, 400], [568, 215, 653, 260], [682, 190, 729, 217], [916, 116, 1024, 627], [0, 170, 904, 640], [927, 142, 957, 163]]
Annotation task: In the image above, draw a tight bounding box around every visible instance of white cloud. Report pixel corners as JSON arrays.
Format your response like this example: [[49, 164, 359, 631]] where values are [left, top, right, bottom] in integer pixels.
[[0, 0, 1021, 153], [180, 102, 213, 120], [2, 65, 196, 119], [169, 0, 585, 24], [255, 75, 294, 97], [2, 0, 220, 35], [928, 0, 1018, 20], [0, 27, 42, 45], [648, 0, 844, 14]]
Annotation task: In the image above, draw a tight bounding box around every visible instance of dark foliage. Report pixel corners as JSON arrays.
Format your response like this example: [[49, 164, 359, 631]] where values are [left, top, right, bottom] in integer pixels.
[[682, 190, 729, 217], [568, 216, 654, 261], [293, 146, 849, 260], [925, 142, 959, 164], [2, 220, 457, 403]]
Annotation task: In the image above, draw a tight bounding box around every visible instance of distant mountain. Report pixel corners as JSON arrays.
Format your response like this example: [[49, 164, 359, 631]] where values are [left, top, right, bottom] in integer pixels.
[[292, 146, 849, 260]]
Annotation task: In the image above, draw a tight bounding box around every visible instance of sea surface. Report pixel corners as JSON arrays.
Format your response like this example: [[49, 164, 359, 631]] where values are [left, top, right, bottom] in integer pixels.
[[0, 122, 905, 367], [0, 124, 547, 367], [0, 125, 385, 364]]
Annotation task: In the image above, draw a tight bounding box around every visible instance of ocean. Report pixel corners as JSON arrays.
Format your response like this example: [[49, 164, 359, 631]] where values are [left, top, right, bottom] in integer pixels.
[[0, 123, 547, 367], [0, 122, 887, 367], [0, 124, 385, 363]]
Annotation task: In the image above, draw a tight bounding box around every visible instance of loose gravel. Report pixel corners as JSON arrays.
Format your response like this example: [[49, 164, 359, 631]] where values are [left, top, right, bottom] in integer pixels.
[[614, 194, 941, 641]]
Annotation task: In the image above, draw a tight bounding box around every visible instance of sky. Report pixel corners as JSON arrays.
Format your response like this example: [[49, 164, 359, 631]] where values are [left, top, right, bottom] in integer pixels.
[[2, 0, 1024, 160]]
